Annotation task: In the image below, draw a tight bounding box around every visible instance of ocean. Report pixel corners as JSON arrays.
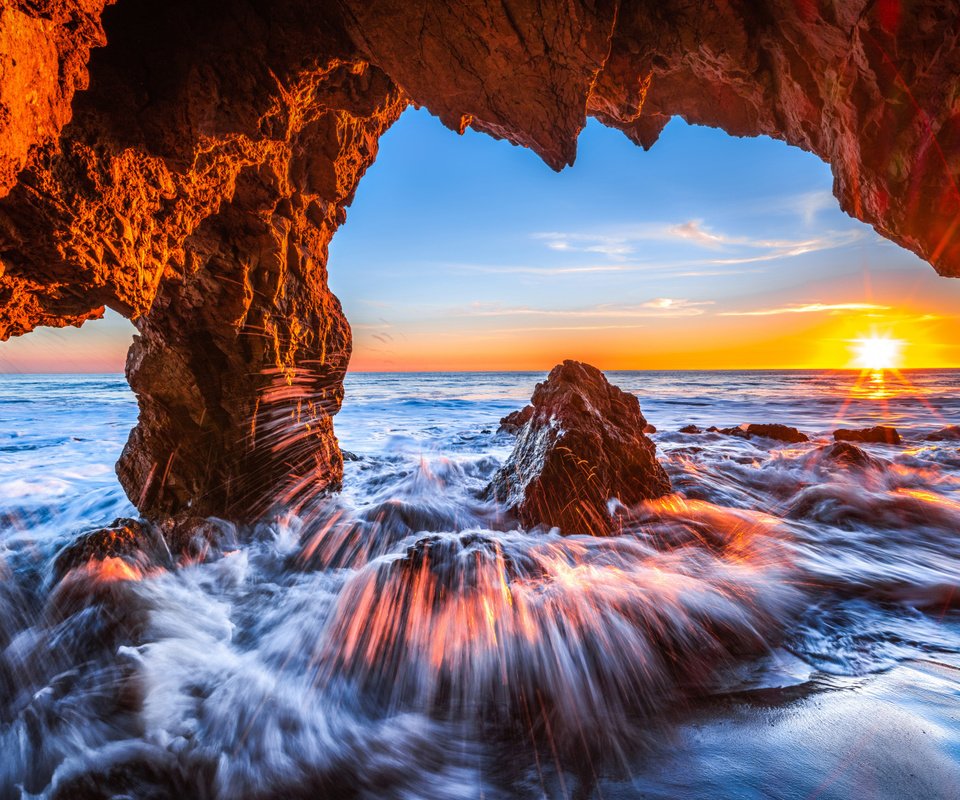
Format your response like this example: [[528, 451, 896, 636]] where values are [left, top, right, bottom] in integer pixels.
[[1, 369, 959, 798]]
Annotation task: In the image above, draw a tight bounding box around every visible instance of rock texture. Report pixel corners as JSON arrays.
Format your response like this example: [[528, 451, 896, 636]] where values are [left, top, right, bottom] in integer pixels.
[[490, 360, 671, 534], [498, 405, 534, 435], [1, 1, 959, 518], [834, 425, 902, 444]]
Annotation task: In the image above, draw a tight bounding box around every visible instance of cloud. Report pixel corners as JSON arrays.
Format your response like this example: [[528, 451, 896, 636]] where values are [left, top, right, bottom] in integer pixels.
[[466, 298, 713, 319], [532, 220, 863, 266], [667, 220, 731, 248], [484, 324, 650, 333], [719, 302, 890, 317]]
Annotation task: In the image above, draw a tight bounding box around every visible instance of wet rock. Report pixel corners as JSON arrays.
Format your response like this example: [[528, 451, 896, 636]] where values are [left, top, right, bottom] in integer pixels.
[[498, 405, 534, 434], [822, 442, 880, 470], [680, 424, 702, 434], [742, 424, 809, 443], [834, 426, 901, 445], [342, 449, 362, 462], [489, 360, 671, 534], [160, 516, 238, 562], [714, 424, 808, 443], [53, 518, 169, 582], [925, 425, 960, 441], [643, 423, 657, 434], [54, 515, 239, 581]]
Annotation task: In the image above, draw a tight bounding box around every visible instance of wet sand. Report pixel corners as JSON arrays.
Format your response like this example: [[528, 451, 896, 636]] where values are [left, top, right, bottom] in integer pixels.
[[602, 659, 960, 799]]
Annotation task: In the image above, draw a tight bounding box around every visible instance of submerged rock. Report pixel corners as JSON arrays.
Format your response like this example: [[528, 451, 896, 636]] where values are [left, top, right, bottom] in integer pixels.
[[489, 360, 671, 534], [925, 425, 960, 441], [834, 426, 901, 445], [823, 442, 880, 469]]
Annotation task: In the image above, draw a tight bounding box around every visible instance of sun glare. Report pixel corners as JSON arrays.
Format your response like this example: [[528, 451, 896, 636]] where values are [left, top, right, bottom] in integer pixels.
[[851, 334, 903, 371]]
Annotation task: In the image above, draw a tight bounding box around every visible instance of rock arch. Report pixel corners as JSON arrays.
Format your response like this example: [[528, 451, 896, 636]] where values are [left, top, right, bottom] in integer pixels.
[[0, 0, 957, 518]]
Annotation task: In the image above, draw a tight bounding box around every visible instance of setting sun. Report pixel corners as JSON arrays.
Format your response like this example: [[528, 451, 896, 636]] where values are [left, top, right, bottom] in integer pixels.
[[851, 334, 904, 371]]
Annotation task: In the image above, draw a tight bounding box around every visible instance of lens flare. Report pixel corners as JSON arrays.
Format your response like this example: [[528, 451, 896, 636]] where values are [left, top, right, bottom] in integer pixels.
[[851, 334, 903, 371]]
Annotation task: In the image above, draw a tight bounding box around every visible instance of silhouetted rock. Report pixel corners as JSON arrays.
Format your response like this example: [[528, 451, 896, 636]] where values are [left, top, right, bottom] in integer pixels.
[[713, 424, 808, 443], [489, 360, 671, 534], [680, 424, 702, 434], [498, 405, 534, 434], [823, 442, 879, 469], [925, 425, 960, 441], [834, 426, 901, 445], [743, 424, 809, 443]]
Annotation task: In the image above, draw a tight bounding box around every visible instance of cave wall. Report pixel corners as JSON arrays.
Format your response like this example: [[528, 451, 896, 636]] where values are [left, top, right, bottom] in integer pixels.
[[0, 0, 958, 519]]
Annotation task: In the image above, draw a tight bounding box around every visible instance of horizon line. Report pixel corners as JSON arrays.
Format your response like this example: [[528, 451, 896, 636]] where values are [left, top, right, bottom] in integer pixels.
[[2, 365, 958, 376]]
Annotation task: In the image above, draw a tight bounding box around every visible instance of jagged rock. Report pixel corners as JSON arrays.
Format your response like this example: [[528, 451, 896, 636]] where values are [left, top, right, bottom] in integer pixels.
[[680, 424, 702, 434], [2, 1, 959, 519], [834, 426, 901, 445], [925, 425, 960, 441], [498, 405, 533, 435], [823, 442, 879, 469], [714, 424, 809, 443], [489, 360, 671, 535]]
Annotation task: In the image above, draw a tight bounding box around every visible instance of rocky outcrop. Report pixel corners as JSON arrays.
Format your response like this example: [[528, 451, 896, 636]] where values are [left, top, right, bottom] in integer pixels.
[[834, 426, 901, 444], [489, 360, 671, 534], [2, 1, 959, 519]]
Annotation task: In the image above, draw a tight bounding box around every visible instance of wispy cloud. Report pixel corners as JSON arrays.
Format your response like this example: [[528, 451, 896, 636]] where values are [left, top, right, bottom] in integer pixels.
[[466, 298, 713, 319], [720, 302, 890, 317], [532, 220, 862, 265], [484, 324, 650, 333]]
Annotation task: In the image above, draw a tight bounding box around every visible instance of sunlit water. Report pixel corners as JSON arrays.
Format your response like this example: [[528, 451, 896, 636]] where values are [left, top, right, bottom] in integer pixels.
[[1, 370, 959, 798]]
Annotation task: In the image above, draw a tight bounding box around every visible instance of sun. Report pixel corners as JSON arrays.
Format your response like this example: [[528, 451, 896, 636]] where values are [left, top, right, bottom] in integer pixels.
[[851, 334, 903, 371]]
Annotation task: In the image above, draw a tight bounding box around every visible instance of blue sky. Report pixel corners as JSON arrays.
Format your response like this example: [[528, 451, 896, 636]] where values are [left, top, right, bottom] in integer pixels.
[[3, 107, 958, 371]]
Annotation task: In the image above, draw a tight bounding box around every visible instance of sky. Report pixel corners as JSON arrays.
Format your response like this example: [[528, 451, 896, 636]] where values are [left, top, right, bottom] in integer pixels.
[[3, 107, 960, 372]]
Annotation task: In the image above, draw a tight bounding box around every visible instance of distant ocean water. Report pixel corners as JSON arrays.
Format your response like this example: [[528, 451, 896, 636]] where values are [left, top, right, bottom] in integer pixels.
[[1, 369, 959, 798]]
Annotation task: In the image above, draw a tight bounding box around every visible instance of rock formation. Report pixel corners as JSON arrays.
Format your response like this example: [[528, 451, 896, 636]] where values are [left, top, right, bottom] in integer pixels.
[[1, 1, 958, 518], [490, 360, 671, 534], [834, 425, 902, 444]]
